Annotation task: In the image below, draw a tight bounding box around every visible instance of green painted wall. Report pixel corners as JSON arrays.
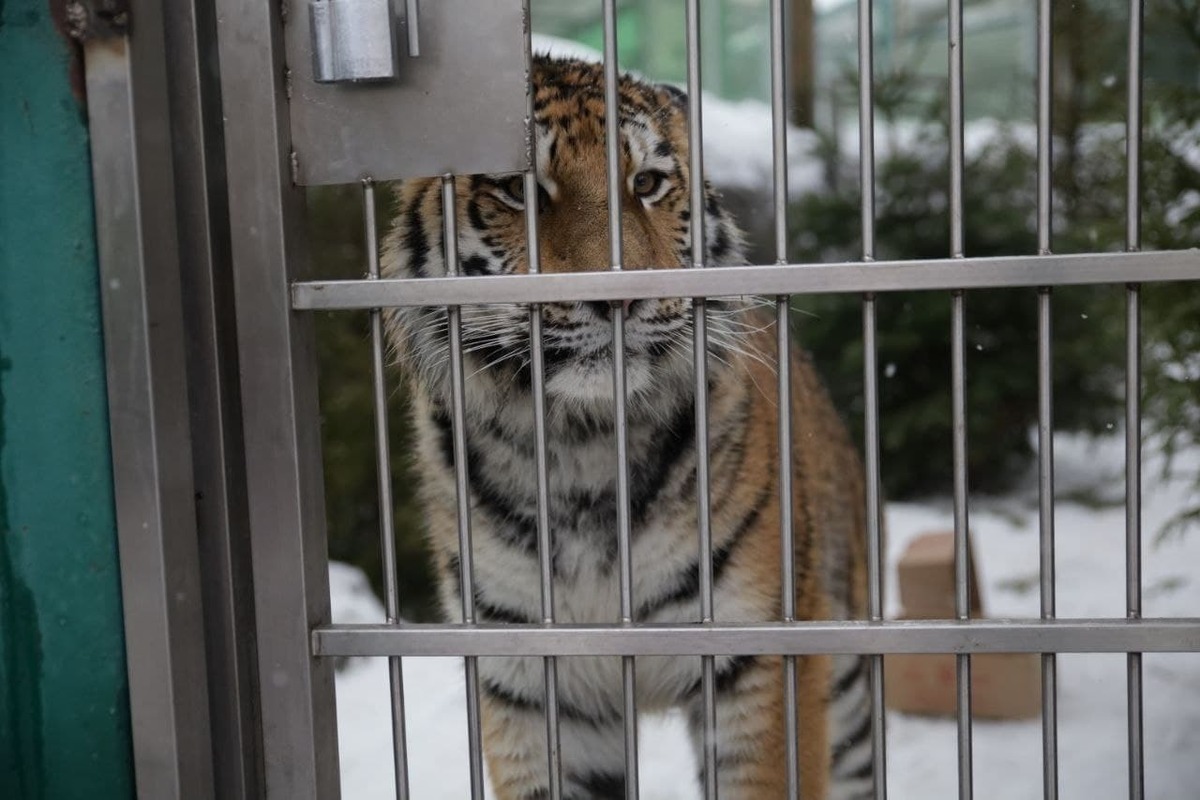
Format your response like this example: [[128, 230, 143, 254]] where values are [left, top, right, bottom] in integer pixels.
[[0, 0, 135, 796]]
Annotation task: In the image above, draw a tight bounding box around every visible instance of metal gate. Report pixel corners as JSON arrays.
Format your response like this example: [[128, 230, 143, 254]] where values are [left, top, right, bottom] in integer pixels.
[[87, 0, 1200, 798]]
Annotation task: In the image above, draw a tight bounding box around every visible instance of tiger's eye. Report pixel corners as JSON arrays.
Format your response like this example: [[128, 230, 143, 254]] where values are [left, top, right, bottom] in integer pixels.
[[504, 175, 525, 204], [633, 171, 664, 198]]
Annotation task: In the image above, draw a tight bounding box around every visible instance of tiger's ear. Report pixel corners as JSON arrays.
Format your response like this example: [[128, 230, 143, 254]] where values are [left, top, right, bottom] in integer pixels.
[[658, 82, 689, 114]]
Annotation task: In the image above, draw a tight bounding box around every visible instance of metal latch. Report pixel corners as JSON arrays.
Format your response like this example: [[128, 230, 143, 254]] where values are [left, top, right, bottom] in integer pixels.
[[310, 0, 408, 83]]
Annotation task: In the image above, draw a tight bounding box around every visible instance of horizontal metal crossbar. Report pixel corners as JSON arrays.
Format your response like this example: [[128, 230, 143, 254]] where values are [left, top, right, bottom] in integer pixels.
[[292, 249, 1199, 310], [313, 618, 1200, 658]]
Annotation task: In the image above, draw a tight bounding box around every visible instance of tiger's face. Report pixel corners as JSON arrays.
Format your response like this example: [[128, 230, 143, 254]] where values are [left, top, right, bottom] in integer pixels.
[[381, 56, 748, 415]]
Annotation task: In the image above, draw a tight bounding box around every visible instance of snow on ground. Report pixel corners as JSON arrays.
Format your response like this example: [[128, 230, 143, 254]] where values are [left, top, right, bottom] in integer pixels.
[[334, 434, 1200, 798]]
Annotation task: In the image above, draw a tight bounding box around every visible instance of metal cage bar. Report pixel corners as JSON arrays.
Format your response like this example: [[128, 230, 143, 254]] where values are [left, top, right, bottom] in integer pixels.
[[683, 2, 720, 797], [857, 0, 889, 795], [1125, 0, 1146, 796], [164, 0, 263, 783], [362, 179, 412, 800], [85, 23, 217, 798], [442, 175, 487, 800], [947, 0, 973, 792], [1037, 291, 1058, 800], [1034, 0, 1059, 793], [522, 7, 564, 797], [950, 290, 973, 800], [770, 0, 802, 796], [601, 5, 641, 796], [292, 250, 1198, 311], [313, 618, 1200, 657], [213, 0, 342, 790]]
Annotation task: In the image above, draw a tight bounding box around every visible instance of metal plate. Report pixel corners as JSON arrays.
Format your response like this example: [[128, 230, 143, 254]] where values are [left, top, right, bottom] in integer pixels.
[[284, 0, 528, 185]]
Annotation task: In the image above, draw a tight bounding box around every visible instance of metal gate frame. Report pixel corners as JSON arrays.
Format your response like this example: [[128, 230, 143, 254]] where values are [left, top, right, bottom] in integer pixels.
[[91, 0, 1200, 797], [84, 0, 260, 796]]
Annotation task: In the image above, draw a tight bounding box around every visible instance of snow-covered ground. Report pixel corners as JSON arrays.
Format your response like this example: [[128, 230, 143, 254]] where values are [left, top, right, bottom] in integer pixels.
[[333, 433, 1200, 799]]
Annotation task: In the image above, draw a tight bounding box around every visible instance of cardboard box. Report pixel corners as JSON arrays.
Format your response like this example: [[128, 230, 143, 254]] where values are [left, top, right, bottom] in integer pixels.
[[887, 531, 1039, 720], [884, 651, 1043, 720], [897, 531, 983, 618]]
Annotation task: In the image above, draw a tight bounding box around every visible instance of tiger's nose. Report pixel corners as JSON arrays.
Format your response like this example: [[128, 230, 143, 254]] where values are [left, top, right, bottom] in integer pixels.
[[584, 299, 638, 318]]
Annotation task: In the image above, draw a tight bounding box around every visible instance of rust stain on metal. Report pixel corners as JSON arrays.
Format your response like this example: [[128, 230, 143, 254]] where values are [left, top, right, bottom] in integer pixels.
[[47, 0, 128, 103]]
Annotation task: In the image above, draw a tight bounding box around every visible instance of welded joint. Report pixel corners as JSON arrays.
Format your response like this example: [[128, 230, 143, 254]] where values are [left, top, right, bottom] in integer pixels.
[[61, 0, 129, 41]]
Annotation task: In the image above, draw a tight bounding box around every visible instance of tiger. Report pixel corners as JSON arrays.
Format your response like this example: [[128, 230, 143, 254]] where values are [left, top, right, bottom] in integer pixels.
[[380, 54, 872, 799]]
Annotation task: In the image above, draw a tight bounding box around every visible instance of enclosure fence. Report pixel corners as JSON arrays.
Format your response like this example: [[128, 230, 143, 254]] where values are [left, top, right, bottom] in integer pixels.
[[86, 0, 1200, 797]]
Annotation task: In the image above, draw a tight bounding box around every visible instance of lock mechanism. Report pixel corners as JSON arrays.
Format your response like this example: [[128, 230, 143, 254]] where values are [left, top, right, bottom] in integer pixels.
[[310, 0, 400, 83]]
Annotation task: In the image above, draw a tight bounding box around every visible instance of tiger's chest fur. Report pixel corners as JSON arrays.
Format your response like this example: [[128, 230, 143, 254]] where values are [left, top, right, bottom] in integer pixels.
[[413, 364, 775, 710]]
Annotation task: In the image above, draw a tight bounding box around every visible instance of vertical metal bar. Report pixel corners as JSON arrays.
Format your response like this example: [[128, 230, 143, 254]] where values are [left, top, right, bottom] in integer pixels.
[[443, 175, 485, 800], [862, 299, 887, 800], [858, 0, 876, 263], [527, 198, 564, 800], [1035, 0, 1053, 259], [522, 9, 562, 795], [858, 0, 888, 795], [1125, 289, 1144, 800], [84, 29, 217, 800], [948, 0, 965, 261], [405, 0, 421, 56], [771, 0, 789, 267], [213, 3, 340, 796], [948, 0, 971, 794], [363, 180, 411, 800], [603, 0, 625, 276], [1126, 0, 1143, 257], [1035, 0, 1058, 795], [1037, 290, 1058, 800], [951, 291, 972, 800], [1125, 0, 1145, 795], [163, 0, 262, 789], [684, 2, 717, 798], [601, 5, 639, 797], [770, 0, 801, 797], [214, 0, 341, 787]]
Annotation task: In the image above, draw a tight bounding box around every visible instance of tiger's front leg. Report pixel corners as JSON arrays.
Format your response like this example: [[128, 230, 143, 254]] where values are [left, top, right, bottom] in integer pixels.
[[481, 656, 633, 800], [685, 654, 831, 799]]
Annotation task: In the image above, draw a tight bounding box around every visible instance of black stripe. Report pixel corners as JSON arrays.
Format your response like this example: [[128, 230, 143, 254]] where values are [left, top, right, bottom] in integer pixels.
[[571, 771, 626, 799], [627, 400, 695, 523], [466, 197, 487, 231], [711, 226, 731, 260], [833, 656, 866, 698], [843, 759, 874, 780], [429, 406, 539, 552], [445, 555, 537, 625], [636, 485, 770, 620], [477, 598, 534, 625], [482, 679, 622, 730], [716, 654, 758, 693], [832, 705, 873, 763], [404, 187, 430, 277], [430, 403, 455, 466], [682, 654, 758, 701], [461, 336, 511, 380], [461, 255, 490, 276]]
